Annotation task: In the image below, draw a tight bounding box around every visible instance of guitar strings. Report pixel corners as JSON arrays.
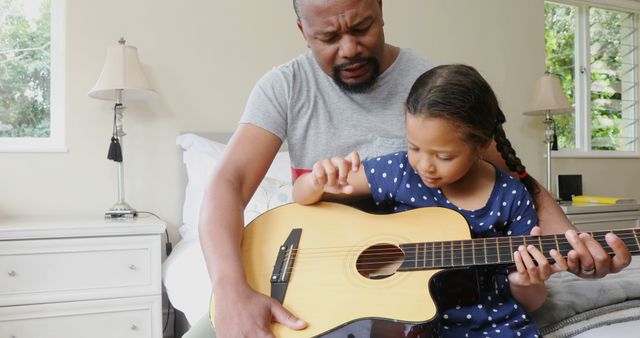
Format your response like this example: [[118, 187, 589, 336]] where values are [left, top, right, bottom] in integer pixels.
[[283, 232, 639, 257]]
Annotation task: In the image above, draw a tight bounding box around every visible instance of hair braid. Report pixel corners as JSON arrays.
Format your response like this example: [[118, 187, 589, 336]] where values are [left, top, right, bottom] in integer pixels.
[[493, 108, 540, 201]]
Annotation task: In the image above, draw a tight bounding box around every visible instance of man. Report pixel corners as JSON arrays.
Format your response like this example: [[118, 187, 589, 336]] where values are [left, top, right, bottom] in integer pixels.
[[190, 0, 632, 337]]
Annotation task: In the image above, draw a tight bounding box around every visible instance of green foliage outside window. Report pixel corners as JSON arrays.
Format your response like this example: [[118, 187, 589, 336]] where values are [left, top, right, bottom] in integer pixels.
[[0, 0, 51, 137], [544, 2, 635, 151]]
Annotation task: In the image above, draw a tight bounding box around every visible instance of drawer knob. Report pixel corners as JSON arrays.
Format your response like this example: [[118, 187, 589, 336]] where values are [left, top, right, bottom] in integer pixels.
[[131, 324, 138, 331], [8, 270, 16, 277], [129, 264, 137, 270]]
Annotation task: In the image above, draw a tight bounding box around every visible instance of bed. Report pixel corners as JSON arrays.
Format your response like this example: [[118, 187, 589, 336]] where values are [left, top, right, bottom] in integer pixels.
[[162, 133, 640, 337]]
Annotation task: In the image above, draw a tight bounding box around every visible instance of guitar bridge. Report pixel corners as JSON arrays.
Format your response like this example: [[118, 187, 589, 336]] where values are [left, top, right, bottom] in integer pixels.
[[270, 228, 302, 304]]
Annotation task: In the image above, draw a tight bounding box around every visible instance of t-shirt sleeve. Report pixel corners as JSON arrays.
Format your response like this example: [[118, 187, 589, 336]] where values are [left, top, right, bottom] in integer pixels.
[[363, 152, 407, 204], [239, 67, 290, 141], [506, 181, 538, 236]]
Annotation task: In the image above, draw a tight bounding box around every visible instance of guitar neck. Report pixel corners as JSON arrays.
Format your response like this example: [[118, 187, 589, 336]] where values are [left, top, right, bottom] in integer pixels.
[[398, 228, 640, 271]]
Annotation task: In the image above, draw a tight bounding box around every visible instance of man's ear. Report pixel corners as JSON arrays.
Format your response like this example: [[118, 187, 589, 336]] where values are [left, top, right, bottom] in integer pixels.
[[296, 20, 311, 48]]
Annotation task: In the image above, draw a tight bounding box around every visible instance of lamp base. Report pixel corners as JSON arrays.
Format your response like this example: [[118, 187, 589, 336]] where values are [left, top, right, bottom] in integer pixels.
[[105, 201, 137, 218]]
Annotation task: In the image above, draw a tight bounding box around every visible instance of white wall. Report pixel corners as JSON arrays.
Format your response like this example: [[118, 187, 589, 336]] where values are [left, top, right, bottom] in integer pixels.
[[1, 0, 638, 244]]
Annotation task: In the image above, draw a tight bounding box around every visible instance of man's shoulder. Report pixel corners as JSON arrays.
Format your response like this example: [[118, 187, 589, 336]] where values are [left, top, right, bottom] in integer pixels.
[[270, 51, 316, 75]]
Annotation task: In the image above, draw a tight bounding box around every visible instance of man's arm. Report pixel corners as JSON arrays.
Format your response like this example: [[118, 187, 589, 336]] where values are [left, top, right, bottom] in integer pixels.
[[483, 141, 631, 277], [198, 124, 306, 337]]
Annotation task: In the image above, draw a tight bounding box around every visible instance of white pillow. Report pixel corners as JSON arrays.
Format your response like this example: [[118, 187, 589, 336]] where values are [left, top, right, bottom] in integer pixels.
[[177, 133, 293, 241]]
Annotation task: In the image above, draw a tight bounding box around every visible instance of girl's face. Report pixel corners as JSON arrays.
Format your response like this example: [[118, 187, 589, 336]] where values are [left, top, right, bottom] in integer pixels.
[[406, 114, 480, 189]]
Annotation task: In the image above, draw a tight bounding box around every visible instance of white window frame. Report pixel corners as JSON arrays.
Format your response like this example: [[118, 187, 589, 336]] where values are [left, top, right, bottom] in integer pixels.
[[0, 0, 66, 153], [548, 0, 640, 158]]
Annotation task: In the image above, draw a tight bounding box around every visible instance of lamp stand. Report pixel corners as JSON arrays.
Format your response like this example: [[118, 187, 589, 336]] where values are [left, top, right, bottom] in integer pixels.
[[543, 110, 554, 195], [106, 89, 137, 218]]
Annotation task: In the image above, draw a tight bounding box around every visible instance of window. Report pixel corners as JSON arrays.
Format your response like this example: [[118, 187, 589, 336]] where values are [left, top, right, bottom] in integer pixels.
[[0, 0, 65, 152], [545, 0, 640, 157]]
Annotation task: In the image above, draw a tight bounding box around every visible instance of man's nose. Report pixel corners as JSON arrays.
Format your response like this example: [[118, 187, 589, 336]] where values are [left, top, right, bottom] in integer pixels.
[[339, 34, 360, 59]]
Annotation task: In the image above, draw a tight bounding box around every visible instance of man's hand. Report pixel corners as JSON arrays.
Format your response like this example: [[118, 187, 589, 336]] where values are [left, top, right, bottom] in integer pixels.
[[564, 229, 631, 278], [213, 284, 306, 338], [530, 226, 632, 278]]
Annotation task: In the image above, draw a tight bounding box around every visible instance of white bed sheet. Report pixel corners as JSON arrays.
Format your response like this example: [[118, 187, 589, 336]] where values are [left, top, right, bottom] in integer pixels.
[[162, 238, 211, 325]]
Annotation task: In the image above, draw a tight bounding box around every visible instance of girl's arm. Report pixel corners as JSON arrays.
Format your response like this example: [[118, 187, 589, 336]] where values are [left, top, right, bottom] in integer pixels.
[[293, 151, 371, 205]]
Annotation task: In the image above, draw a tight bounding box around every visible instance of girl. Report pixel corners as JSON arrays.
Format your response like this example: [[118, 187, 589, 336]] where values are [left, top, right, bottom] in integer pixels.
[[293, 64, 566, 337]]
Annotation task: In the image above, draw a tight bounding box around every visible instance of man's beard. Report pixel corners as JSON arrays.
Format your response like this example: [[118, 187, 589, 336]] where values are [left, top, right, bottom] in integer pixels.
[[331, 57, 381, 94]]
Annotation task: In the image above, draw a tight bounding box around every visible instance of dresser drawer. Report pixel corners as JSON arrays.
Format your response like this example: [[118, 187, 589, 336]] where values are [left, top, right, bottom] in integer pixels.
[[0, 296, 162, 338], [0, 235, 161, 306]]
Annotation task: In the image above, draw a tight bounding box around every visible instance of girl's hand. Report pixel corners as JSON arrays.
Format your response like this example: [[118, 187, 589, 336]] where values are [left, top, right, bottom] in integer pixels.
[[311, 151, 361, 194], [509, 244, 567, 287]]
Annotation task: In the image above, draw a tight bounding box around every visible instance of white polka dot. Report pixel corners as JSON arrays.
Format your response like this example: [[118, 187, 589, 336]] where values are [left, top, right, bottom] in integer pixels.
[[477, 304, 483, 309], [488, 316, 493, 321], [418, 183, 422, 188], [526, 200, 530, 206], [497, 212, 501, 216], [410, 197, 415, 202], [512, 190, 517, 194], [406, 183, 411, 189], [490, 211, 494, 215], [502, 201, 507, 207], [517, 332, 521, 336], [394, 177, 398, 183], [479, 222, 484, 226], [422, 196, 427, 200], [370, 168, 375, 174], [527, 219, 531, 225], [376, 157, 381, 161], [382, 172, 387, 178], [466, 314, 472, 319], [518, 201, 521, 206], [399, 163, 404, 168], [389, 193, 393, 198], [516, 216, 521, 221], [378, 188, 382, 193], [434, 197, 438, 201], [443, 314, 449, 319], [387, 160, 392, 164], [502, 183, 507, 187], [446, 200, 450, 204], [514, 304, 518, 309], [507, 230, 512, 235]]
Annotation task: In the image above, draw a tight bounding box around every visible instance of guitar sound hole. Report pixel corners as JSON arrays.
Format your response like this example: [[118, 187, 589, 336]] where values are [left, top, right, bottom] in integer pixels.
[[356, 244, 404, 280]]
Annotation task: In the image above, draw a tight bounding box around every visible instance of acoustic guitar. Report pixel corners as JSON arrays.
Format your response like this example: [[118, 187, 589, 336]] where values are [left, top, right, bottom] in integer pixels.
[[209, 202, 639, 338]]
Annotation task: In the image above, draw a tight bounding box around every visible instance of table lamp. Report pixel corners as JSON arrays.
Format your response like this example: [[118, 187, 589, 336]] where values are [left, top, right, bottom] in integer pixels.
[[523, 74, 572, 194], [88, 38, 156, 218]]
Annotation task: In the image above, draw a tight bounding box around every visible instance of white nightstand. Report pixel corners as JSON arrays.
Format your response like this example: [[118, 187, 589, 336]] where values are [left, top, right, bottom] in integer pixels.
[[0, 216, 166, 338], [560, 202, 640, 232]]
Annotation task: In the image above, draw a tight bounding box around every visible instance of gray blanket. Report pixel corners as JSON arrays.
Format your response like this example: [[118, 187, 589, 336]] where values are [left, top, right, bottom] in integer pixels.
[[532, 257, 640, 332]]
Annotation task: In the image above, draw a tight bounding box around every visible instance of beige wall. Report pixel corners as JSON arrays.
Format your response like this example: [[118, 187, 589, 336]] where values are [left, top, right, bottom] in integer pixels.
[[1, 0, 638, 243]]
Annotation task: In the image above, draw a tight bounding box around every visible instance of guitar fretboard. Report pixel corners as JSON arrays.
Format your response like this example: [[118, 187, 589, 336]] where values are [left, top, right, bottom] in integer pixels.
[[398, 229, 640, 271]]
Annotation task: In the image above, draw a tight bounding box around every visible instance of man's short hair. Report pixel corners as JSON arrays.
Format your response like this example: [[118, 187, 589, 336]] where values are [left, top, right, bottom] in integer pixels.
[[293, 0, 300, 19]]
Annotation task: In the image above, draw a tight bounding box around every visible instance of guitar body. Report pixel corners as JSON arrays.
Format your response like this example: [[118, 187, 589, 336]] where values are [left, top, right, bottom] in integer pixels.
[[210, 202, 473, 338]]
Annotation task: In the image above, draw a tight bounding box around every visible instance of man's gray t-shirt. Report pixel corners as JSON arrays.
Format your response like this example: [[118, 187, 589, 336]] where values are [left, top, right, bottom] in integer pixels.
[[239, 48, 435, 180]]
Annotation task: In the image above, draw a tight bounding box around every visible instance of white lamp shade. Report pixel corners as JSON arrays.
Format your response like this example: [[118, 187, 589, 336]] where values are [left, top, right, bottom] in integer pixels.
[[524, 74, 572, 116], [88, 42, 156, 101]]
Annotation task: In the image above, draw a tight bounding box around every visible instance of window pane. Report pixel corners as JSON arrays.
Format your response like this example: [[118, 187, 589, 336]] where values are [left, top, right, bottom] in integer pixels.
[[0, 0, 51, 138], [589, 7, 637, 151], [544, 2, 576, 149]]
